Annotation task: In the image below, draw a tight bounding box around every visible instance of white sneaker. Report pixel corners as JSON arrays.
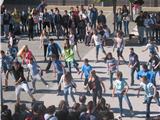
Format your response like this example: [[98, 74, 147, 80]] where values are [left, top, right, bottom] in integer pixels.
[[46, 85, 49, 88]]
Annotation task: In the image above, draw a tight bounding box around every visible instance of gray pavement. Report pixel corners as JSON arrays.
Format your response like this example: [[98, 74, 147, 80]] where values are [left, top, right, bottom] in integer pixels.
[[1, 9, 160, 120]]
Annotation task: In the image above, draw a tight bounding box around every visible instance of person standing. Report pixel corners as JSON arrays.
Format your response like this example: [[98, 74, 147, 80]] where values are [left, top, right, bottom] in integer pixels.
[[88, 70, 105, 107], [28, 15, 34, 41], [122, 5, 130, 36], [112, 71, 133, 117], [137, 76, 160, 118], [128, 48, 140, 86], [77, 15, 86, 43], [40, 29, 49, 61], [79, 59, 92, 94], [116, 8, 123, 32], [12, 60, 36, 104], [54, 8, 63, 39], [43, 8, 50, 32], [105, 52, 118, 89], [3, 9, 11, 38], [113, 31, 126, 65], [58, 72, 76, 106], [97, 10, 106, 26], [90, 4, 98, 28], [135, 11, 145, 44], [62, 10, 70, 35]]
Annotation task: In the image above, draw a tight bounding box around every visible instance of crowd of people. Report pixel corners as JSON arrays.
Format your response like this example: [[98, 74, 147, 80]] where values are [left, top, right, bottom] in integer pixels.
[[1, 2, 160, 120]]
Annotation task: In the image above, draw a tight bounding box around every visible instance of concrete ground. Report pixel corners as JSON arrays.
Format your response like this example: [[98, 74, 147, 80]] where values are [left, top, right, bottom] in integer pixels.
[[1, 6, 160, 120]]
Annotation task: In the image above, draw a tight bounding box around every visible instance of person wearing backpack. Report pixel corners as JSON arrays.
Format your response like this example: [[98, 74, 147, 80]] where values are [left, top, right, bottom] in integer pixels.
[[46, 38, 62, 72]]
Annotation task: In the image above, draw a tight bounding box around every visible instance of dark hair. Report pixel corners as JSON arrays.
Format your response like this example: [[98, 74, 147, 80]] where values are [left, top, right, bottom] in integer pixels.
[[130, 48, 134, 51], [79, 95, 86, 103], [84, 58, 89, 63], [46, 105, 56, 114], [142, 64, 148, 70], [72, 103, 80, 111], [50, 38, 54, 41], [105, 52, 113, 61], [87, 101, 94, 111], [1, 50, 5, 54]]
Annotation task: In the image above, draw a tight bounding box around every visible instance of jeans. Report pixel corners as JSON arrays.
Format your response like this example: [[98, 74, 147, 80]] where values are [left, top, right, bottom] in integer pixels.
[[155, 29, 160, 43], [130, 66, 140, 85], [43, 44, 48, 59], [93, 89, 102, 107], [137, 26, 145, 44], [96, 44, 106, 57], [117, 93, 133, 116], [64, 86, 75, 105], [146, 96, 160, 117], [123, 21, 129, 36], [145, 27, 152, 41], [116, 21, 122, 31], [57, 73, 63, 84], [67, 60, 79, 73], [109, 72, 115, 88]]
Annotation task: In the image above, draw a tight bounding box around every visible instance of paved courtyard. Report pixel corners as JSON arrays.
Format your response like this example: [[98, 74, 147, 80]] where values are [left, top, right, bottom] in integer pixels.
[[1, 6, 160, 120]]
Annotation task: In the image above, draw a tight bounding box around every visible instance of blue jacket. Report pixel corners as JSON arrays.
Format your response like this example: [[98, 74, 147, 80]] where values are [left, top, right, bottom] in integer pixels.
[[137, 70, 156, 84], [47, 42, 61, 57]]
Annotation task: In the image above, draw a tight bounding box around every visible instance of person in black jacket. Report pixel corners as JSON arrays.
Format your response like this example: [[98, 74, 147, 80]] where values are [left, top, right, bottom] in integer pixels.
[[97, 10, 106, 26], [54, 8, 63, 39], [135, 11, 145, 44], [28, 15, 34, 41], [43, 8, 50, 32], [77, 15, 86, 42], [62, 10, 70, 36]]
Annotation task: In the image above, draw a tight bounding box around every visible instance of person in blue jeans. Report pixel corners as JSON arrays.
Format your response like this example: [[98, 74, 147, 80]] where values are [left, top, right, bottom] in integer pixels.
[[122, 5, 130, 36], [58, 71, 76, 106], [105, 52, 118, 89], [128, 48, 140, 86], [137, 76, 160, 118], [79, 58, 92, 95], [112, 71, 133, 117], [51, 54, 64, 94]]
